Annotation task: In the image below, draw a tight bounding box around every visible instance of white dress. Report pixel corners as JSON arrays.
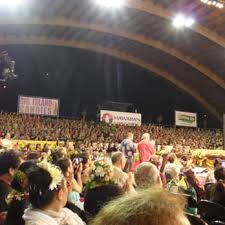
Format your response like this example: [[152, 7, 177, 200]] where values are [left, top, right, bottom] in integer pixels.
[[23, 207, 86, 225]]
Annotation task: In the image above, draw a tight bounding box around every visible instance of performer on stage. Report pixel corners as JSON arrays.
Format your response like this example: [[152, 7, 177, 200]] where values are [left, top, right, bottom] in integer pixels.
[[137, 133, 156, 163]]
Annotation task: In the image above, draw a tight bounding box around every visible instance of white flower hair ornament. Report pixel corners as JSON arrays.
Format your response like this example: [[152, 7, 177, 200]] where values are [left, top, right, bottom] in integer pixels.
[[37, 160, 64, 191]]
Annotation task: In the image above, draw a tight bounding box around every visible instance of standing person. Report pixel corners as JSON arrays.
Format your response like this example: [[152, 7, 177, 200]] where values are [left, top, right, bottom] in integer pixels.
[[120, 132, 136, 172], [137, 133, 155, 163]]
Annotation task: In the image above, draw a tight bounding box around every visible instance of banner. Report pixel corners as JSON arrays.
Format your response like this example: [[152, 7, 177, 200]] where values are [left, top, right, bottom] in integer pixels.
[[175, 111, 197, 127], [100, 110, 142, 126], [18, 95, 59, 116]]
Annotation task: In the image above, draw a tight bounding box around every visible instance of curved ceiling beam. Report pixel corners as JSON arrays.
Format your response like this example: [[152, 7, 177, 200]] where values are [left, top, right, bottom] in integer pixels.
[[0, 35, 221, 121], [1, 18, 225, 90], [126, 0, 225, 48]]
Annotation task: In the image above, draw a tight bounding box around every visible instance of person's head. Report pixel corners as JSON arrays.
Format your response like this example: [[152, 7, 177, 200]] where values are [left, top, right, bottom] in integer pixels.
[[127, 132, 134, 141], [27, 152, 40, 161], [168, 153, 176, 164], [28, 161, 68, 211], [35, 144, 41, 151], [214, 167, 225, 181], [51, 150, 64, 165], [111, 152, 126, 170], [0, 150, 22, 180], [149, 155, 162, 169], [141, 133, 150, 141], [135, 162, 161, 189], [214, 158, 222, 170], [5, 132, 11, 140], [90, 189, 190, 225], [180, 155, 188, 167], [11, 160, 38, 192]]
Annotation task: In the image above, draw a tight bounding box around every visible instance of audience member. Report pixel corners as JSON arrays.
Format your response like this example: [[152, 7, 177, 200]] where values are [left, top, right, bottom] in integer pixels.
[[90, 189, 191, 225], [0, 150, 22, 212], [23, 161, 85, 225], [135, 162, 161, 190]]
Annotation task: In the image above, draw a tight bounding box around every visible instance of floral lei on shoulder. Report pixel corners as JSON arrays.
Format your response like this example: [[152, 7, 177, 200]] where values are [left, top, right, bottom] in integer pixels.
[[87, 158, 116, 189], [6, 190, 29, 205]]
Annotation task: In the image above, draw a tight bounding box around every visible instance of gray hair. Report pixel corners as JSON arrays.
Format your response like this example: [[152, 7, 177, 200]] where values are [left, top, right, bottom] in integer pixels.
[[111, 151, 123, 165], [141, 133, 150, 140], [135, 162, 160, 189]]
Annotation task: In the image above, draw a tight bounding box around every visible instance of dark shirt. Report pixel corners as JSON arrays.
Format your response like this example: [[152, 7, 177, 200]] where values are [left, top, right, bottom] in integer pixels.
[[84, 184, 122, 218], [0, 180, 11, 212]]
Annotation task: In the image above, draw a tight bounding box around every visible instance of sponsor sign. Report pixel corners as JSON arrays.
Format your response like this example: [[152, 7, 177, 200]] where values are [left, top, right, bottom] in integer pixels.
[[175, 111, 197, 127], [100, 110, 141, 126], [18, 95, 59, 116]]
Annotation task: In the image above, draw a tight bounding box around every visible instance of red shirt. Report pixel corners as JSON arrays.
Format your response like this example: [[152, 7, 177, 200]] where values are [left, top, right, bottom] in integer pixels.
[[137, 140, 156, 162]]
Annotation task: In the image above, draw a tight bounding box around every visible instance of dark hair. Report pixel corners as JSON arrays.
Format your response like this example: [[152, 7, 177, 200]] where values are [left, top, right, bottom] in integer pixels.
[[28, 167, 59, 208], [27, 152, 40, 161], [0, 150, 21, 175], [214, 158, 222, 168], [211, 168, 225, 206], [51, 150, 64, 165], [6, 161, 37, 225], [214, 167, 225, 181], [5, 199, 29, 225], [11, 160, 37, 192], [79, 152, 89, 165], [57, 158, 71, 175]]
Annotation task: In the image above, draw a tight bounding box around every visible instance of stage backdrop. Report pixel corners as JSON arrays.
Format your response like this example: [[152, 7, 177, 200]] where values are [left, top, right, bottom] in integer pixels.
[[175, 111, 197, 128], [100, 110, 141, 126], [18, 95, 59, 117]]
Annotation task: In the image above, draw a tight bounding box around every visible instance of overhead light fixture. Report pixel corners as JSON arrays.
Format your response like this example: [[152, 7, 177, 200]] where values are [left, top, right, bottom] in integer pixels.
[[172, 14, 195, 28], [200, 0, 224, 9], [95, 0, 125, 8]]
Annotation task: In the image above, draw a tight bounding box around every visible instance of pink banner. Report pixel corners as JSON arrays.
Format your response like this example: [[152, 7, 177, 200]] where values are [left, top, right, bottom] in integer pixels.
[[18, 95, 59, 116]]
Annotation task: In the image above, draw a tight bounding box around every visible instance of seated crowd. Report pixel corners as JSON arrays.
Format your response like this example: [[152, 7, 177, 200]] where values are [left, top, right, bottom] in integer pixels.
[[0, 112, 223, 150], [0, 128, 224, 225]]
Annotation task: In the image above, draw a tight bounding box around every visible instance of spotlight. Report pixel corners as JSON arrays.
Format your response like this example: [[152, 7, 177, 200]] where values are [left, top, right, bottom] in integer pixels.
[[95, 0, 125, 8], [172, 14, 186, 28], [172, 14, 195, 28], [185, 18, 195, 27]]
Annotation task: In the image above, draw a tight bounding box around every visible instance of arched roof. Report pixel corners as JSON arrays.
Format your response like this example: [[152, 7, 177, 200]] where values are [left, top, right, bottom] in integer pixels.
[[0, 0, 224, 121]]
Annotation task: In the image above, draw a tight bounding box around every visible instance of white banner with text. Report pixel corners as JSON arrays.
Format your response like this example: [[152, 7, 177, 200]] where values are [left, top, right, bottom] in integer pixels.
[[175, 111, 197, 127], [100, 110, 142, 126], [18, 95, 59, 116]]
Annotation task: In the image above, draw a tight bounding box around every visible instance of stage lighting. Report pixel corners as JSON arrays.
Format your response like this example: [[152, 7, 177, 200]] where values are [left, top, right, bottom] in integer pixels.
[[172, 14, 195, 28], [95, 0, 125, 8], [185, 18, 195, 27]]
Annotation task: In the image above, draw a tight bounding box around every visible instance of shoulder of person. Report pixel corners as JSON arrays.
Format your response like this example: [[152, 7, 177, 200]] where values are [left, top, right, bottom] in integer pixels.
[[61, 208, 86, 225]]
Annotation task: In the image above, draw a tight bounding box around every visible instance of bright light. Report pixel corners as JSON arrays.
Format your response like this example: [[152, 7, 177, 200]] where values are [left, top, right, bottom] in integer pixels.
[[172, 14, 186, 28], [185, 18, 195, 27], [172, 14, 195, 28], [95, 0, 125, 8]]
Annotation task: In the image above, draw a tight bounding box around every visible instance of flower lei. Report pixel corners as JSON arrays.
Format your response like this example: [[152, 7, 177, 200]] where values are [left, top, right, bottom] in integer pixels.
[[6, 190, 29, 205], [37, 160, 64, 191], [14, 170, 27, 185], [87, 158, 115, 189]]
